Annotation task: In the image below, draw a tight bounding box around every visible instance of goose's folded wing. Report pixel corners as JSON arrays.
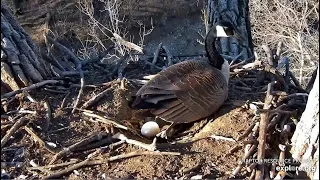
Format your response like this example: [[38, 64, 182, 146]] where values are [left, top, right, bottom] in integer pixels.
[[134, 63, 228, 121]]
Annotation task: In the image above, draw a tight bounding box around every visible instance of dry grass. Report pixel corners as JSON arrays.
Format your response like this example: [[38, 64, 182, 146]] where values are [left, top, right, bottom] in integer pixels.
[[250, 0, 319, 87], [75, 0, 153, 62]]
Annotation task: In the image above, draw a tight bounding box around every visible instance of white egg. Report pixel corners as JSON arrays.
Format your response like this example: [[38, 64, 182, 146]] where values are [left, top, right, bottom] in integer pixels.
[[141, 121, 160, 138]]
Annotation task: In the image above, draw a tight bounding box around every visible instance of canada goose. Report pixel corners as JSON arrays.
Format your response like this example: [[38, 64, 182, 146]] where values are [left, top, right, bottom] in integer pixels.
[[130, 21, 243, 138]]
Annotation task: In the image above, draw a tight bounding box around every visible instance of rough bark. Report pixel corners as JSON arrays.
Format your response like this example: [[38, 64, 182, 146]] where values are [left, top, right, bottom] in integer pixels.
[[1, 3, 50, 92], [291, 66, 319, 179], [207, 0, 254, 62]]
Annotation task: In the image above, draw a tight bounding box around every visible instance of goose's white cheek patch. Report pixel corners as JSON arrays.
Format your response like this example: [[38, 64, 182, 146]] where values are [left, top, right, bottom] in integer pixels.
[[216, 25, 228, 37]]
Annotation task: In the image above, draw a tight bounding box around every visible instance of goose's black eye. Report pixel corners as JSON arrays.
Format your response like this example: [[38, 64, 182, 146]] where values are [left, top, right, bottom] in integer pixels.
[[224, 27, 235, 36]]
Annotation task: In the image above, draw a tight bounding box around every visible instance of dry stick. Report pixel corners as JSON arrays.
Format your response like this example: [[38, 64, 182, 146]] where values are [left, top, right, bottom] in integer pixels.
[[266, 104, 289, 132], [250, 122, 260, 139], [81, 85, 116, 109], [241, 60, 262, 70], [247, 162, 258, 172], [45, 35, 84, 113], [255, 82, 274, 180], [262, 45, 275, 67], [74, 137, 117, 152], [44, 159, 102, 179], [210, 135, 236, 142], [306, 67, 318, 92], [112, 54, 129, 80], [117, 57, 129, 80], [72, 71, 84, 113], [230, 54, 255, 70], [233, 85, 252, 92], [27, 160, 79, 172], [266, 114, 281, 132], [1, 117, 28, 148], [5, 109, 37, 115], [237, 123, 256, 141], [43, 150, 180, 179], [249, 169, 256, 180], [228, 144, 243, 154], [60, 92, 71, 108], [263, 165, 270, 180], [44, 88, 68, 94], [288, 71, 304, 91], [113, 33, 143, 53], [271, 91, 288, 96], [270, 163, 277, 179], [70, 81, 116, 88], [42, 101, 51, 132], [232, 144, 258, 177], [144, 61, 163, 70], [80, 109, 129, 131], [259, 109, 296, 115], [151, 43, 163, 71], [278, 144, 286, 166], [22, 90, 37, 103], [275, 41, 283, 62], [243, 139, 259, 145], [1, 115, 11, 120], [24, 126, 57, 154], [111, 57, 126, 76], [161, 45, 173, 67], [264, 66, 286, 88], [1, 80, 60, 99], [49, 132, 108, 164], [112, 133, 157, 151]]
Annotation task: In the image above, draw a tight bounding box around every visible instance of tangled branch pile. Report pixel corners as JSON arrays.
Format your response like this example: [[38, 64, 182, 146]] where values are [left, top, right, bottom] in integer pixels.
[[249, 0, 319, 86]]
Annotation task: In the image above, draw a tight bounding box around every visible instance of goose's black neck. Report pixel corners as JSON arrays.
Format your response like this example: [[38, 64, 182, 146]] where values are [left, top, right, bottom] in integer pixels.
[[205, 28, 225, 70]]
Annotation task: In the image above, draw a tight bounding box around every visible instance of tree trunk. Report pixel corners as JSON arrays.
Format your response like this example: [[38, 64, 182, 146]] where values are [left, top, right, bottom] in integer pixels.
[[1, 3, 51, 93], [291, 66, 319, 179], [206, 0, 254, 62]]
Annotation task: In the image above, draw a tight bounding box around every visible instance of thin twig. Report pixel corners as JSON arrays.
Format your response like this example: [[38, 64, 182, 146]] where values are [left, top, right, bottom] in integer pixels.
[[1, 80, 60, 99], [210, 135, 236, 142], [24, 126, 57, 154], [262, 45, 275, 67], [80, 109, 129, 130], [5, 109, 37, 115], [81, 85, 116, 109], [45, 35, 85, 114], [112, 133, 157, 151], [232, 144, 257, 176], [113, 33, 143, 53], [61, 91, 71, 108], [27, 160, 79, 171], [49, 132, 108, 164], [42, 101, 51, 132], [306, 67, 318, 92], [236, 123, 256, 141], [259, 109, 297, 115], [151, 43, 163, 71], [1, 117, 28, 148], [72, 70, 84, 113], [289, 71, 304, 91], [44, 150, 180, 179]]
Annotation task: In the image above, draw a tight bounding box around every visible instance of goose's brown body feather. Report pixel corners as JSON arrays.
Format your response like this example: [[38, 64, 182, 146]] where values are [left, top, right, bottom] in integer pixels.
[[133, 60, 228, 123]]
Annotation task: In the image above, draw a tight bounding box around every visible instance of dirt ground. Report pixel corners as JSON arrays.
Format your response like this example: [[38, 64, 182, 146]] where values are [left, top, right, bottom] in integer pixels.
[[2, 69, 264, 179], [2, 0, 271, 179]]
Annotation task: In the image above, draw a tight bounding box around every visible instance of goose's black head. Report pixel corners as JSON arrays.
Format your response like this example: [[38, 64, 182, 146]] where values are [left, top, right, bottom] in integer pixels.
[[212, 21, 239, 38], [205, 21, 244, 70]]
